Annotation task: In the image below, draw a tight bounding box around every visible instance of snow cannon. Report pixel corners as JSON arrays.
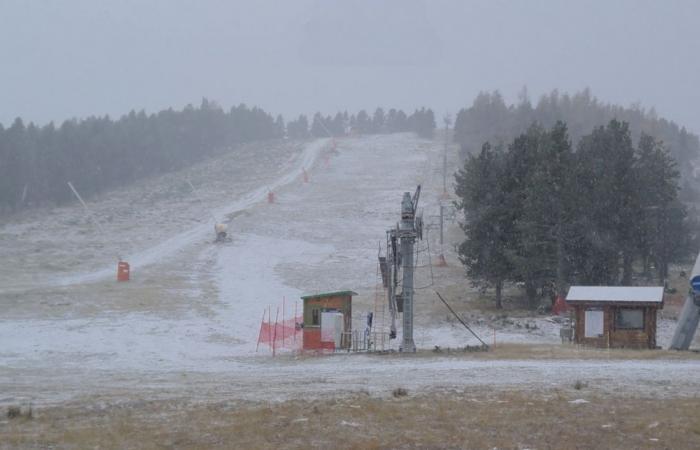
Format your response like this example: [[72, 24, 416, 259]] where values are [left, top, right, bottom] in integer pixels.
[[117, 260, 130, 282], [214, 223, 228, 242]]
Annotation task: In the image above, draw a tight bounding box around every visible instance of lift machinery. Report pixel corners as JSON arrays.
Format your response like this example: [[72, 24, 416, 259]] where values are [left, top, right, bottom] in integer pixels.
[[380, 185, 422, 352]]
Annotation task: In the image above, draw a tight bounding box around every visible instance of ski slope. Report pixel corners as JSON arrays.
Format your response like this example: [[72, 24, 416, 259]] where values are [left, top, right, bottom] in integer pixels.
[[1, 133, 698, 408]]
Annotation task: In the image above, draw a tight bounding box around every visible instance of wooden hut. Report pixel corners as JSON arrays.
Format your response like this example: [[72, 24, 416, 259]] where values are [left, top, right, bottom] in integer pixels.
[[566, 286, 664, 349], [301, 290, 356, 351]]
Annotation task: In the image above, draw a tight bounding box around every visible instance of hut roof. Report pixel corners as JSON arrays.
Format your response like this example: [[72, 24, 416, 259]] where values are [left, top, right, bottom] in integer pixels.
[[300, 290, 358, 300], [566, 286, 664, 304]]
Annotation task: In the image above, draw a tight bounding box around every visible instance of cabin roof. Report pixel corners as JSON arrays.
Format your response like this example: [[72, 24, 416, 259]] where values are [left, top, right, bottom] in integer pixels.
[[566, 286, 664, 303], [300, 290, 358, 300]]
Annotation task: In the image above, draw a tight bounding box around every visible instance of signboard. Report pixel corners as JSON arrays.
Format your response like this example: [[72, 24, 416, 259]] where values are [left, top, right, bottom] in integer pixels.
[[691, 275, 700, 293]]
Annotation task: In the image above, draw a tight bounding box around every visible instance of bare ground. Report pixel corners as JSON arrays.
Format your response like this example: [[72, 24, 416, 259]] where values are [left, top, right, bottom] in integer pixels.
[[3, 387, 700, 449]]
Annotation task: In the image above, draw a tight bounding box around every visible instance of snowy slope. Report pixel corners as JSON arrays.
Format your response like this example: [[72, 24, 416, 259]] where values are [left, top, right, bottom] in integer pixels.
[[1, 133, 698, 407]]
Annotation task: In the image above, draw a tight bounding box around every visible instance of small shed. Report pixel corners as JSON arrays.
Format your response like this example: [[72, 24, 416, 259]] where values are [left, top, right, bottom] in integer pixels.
[[566, 286, 664, 349], [301, 290, 356, 351]]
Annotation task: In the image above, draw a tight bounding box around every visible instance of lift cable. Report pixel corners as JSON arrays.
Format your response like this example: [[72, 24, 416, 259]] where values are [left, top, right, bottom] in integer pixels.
[[434, 291, 488, 347]]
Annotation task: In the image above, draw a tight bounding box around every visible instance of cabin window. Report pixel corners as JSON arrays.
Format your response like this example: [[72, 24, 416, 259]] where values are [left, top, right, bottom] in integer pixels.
[[616, 308, 644, 330], [311, 308, 320, 326], [584, 309, 604, 337]]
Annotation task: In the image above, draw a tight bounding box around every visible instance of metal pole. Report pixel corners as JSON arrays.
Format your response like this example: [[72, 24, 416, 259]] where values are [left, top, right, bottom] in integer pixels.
[[400, 232, 415, 352], [186, 180, 218, 223], [443, 134, 447, 195], [273, 307, 279, 357], [439, 203, 444, 247], [255, 310, 266, 353], [400, 191, 417, 352], [68, 181, 122, 262], [442, 114, 450, 196]]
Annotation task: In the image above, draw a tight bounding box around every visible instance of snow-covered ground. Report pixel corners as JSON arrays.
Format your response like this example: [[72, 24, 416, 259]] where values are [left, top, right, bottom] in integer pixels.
[[1, 133, 699, 407]]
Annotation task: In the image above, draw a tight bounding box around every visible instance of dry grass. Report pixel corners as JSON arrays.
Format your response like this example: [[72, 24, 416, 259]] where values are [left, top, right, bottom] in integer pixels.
[[366, 342, 700, 362], [2, 389, 700, 449]]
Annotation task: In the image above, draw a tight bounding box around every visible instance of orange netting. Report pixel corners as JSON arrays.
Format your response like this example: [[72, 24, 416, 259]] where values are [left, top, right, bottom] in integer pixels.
[[256, 303, 303, 354]]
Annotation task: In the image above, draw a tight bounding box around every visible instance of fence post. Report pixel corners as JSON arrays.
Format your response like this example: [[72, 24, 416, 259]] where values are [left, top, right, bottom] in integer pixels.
[[255, 309, 266, 353], [268, 306, 272, 353], [273, 307, 280, 357]]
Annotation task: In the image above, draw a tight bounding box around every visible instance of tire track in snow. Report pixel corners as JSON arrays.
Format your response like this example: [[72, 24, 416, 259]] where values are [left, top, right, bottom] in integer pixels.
[[45, 138, 329, 288]]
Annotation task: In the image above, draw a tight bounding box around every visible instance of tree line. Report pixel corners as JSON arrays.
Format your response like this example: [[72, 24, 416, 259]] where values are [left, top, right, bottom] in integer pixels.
[[455, 120, 695, 309], [0, 99, 281, 213], [287, 107, 435, 139], [0, 101, 435, 214], [453, 89, 700, 188]]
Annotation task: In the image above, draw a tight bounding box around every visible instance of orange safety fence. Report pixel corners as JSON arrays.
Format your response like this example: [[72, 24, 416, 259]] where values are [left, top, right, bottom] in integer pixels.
[[256, 301, 303, 355]]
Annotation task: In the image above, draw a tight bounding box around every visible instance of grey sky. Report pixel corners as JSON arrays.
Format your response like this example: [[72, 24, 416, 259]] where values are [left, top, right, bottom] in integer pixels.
[[1, 0, 699, 133]]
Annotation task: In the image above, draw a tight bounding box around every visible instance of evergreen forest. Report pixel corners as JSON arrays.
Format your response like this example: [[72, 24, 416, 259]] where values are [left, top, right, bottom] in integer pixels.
[[455, 119, 696, 309], [0, 101, 435, 214]]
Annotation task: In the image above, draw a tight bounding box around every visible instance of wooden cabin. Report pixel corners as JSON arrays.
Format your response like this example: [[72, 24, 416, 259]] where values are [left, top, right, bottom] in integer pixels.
[[566, 286, 664, 349], [301, 290, 355, 351]]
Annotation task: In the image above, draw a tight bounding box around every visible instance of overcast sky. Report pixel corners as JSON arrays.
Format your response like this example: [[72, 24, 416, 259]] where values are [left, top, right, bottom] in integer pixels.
[[1, 0, 699, 133]]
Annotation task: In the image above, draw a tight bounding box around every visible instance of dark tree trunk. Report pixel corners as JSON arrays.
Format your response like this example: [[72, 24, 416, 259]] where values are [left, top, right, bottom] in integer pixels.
[[556, 222, 567, 299], [642, 253, 652, 281], [495, 279, 503, 309], [525, 280, 538, 309]]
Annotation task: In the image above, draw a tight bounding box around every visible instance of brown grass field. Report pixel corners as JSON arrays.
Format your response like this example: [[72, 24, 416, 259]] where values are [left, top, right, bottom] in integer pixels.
[[3, 388, 700, 449]]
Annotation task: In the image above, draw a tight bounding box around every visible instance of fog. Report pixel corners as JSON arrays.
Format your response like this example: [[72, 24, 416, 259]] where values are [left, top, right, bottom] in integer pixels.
[[1, 0, 699, 132]]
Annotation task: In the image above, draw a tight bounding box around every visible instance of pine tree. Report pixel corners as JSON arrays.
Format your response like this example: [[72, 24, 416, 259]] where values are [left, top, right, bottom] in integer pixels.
[[372, 108, 385, 133], [274, 115, 285, 138], [355, 110, 371, 134], [576, 120, 639, 284], [455, 143, 513, 308]]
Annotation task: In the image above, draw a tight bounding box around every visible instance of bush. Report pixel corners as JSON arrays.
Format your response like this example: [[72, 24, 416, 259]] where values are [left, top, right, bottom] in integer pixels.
[[7, 406, 20, 419], [7, 405, 32, 420], [392, 388, 408, 398]]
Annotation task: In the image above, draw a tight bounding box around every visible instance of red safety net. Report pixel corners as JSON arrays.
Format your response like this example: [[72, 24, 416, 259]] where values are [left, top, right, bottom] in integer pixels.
[[256, 303, 303, 354], [552, 295, 570, 315]]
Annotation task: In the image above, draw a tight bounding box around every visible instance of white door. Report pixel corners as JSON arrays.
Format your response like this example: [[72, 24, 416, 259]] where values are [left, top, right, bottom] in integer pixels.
[[584, 309, 604, 338], [321, 311, 344, 347]]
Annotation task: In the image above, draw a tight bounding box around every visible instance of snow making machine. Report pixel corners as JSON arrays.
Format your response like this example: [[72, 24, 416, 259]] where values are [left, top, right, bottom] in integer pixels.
[[214, 223, 228, 243]]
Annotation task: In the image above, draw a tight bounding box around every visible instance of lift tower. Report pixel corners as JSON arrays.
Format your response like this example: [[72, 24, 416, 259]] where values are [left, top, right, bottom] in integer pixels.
[[382, 186, 422, 352]]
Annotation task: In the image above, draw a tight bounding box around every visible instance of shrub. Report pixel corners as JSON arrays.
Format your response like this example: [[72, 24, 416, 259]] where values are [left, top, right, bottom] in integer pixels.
[[392, 388, 408, 398]]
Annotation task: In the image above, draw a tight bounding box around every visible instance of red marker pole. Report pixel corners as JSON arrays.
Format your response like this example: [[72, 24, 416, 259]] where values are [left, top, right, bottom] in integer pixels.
[[255, 309, 266, 353], [268, 306, 272, 352], [273, 307, 280, 357]]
